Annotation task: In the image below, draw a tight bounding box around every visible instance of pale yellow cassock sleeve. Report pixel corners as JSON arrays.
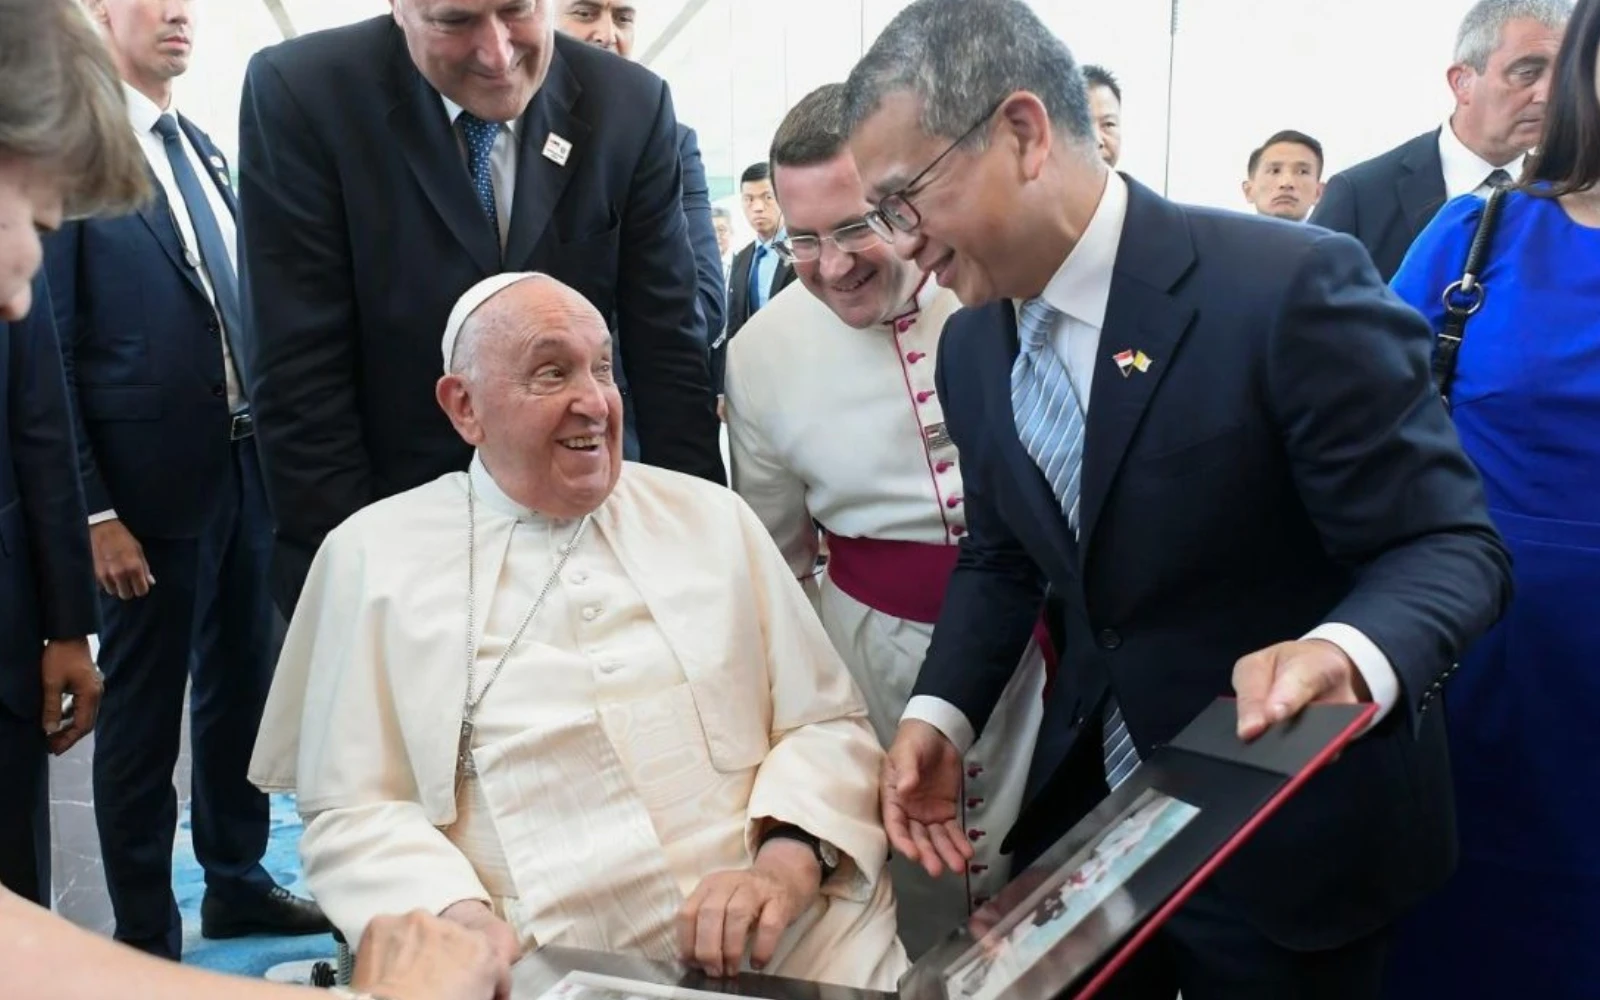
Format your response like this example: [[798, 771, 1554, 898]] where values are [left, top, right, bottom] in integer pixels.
[[249, 517, 490, 945], [730, 496, 888, 900], [725, 317, 820, 582]]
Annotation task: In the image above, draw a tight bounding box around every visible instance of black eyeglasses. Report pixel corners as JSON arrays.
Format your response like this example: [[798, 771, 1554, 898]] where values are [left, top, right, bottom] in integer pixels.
[[864, 99, 1004, 242]]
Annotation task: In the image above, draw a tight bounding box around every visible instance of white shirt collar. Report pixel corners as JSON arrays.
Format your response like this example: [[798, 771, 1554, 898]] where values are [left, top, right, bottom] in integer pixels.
[[469, 452, 560, 525], [440, 95, 521, 136], [123, 82, 169, 136], [1438, 120, 1523, 199], [1034, 171, 1129, 331]]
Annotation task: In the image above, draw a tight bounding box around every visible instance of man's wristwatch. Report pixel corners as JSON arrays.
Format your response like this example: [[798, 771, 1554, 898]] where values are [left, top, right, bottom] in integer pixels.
[[759, 822, 840, 882]]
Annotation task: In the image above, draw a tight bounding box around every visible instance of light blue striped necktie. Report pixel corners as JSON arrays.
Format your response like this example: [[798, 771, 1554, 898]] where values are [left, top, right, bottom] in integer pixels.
[[1011, 296, 1140, 791]]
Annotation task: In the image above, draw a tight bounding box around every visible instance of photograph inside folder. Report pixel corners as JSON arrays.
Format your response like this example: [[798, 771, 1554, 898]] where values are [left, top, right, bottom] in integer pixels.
[[897, 698, 1375, 1000]]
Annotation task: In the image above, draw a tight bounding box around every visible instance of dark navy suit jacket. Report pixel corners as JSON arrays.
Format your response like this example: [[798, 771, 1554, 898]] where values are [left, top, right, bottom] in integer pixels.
[[920, 178, 1511, 950], [1310, 128, 1446, 282], [677, 123, 725, 344], [45, 116, 249, 542], [0, 273, 98, 718]]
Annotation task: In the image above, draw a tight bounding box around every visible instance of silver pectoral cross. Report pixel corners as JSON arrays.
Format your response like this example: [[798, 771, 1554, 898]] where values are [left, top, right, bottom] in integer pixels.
[[456, 717, 477, 789]]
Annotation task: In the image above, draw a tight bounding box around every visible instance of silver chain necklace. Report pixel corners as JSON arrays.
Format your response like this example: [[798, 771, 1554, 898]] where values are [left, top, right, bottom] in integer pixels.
[[456, 474, 591, 790]]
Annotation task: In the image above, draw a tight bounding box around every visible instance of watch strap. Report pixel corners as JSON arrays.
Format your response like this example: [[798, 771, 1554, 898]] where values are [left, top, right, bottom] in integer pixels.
[[758, 822, 838, 882]]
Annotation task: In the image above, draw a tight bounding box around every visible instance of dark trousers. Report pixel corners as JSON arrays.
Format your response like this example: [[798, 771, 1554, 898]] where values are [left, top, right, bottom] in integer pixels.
[[0, 701, 49, 904], [93, 441, 276, 959]]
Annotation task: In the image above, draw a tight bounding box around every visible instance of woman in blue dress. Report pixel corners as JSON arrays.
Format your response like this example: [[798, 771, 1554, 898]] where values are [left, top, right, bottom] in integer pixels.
[[1385, 2, 1600, 994]]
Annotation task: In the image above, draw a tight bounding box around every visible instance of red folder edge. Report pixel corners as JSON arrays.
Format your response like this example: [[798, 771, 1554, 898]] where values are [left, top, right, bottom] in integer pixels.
[[1075, 700, 1380, 999]]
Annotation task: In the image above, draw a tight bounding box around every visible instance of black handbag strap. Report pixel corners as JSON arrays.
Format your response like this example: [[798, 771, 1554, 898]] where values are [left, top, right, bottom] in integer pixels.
[[1431, 186, 1509, 406]]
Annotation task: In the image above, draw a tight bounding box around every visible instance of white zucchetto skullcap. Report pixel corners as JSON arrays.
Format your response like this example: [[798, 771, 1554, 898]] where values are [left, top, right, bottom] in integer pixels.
[[440, 272, 544, 372]]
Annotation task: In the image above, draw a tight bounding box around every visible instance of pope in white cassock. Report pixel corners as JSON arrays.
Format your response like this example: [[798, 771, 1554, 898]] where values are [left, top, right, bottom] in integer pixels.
[[248, 274, 907, 989], [724, 85, 1046, 957]]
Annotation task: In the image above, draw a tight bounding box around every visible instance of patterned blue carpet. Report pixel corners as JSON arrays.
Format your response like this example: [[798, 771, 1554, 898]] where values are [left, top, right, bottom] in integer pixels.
[[174, 793, 335, 978]]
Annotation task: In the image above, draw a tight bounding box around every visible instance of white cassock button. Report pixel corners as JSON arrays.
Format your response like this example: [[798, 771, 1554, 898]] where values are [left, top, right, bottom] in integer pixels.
[[597, 659, 622, 674], [582, 606, 601, 622], [570, 571, 589, 585]]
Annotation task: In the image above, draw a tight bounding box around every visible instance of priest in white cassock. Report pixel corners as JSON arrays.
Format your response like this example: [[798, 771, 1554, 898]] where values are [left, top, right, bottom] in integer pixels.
[[248, 273, 906, 990], [724, 84, 1046, 957]]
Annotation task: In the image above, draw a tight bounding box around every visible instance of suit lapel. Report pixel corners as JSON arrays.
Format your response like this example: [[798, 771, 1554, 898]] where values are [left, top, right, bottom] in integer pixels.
[[1076, 181, 1198, 557], [1398, 130, 1447, 238], [504, 54, 588, 269], [179, 116, 238, 218], [135, 172, 207, 299], [387, 42, 500, 275], [767, 261, 794, 300]]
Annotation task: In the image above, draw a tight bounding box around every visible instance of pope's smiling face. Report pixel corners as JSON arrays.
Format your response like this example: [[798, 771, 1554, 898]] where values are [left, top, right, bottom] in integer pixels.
[[438, 278, 623, 517]]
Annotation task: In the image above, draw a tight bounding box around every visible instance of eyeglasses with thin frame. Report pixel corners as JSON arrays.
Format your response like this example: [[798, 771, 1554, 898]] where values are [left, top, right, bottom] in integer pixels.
[[864, 99, 1005, 242], [773, 221, 884, 264]]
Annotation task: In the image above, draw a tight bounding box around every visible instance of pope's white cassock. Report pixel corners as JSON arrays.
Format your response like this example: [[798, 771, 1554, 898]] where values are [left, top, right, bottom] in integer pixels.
[[724, 280, 1047, 956], [248, 459, 907, 989]]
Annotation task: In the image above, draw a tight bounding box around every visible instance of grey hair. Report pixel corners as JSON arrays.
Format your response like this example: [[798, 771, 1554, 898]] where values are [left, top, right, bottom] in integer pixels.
[[841, 0, 1094, 150], [1454, 0, 1572, 70], [770, 84, 849, 170]]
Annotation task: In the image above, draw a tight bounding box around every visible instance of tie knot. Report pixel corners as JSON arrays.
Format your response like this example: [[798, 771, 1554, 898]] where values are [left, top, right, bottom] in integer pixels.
[[458, 112, 502, 152], [1018, 296, 1061, 354], [1486, 168, 1514, 190], [152, 114, 180, 142]]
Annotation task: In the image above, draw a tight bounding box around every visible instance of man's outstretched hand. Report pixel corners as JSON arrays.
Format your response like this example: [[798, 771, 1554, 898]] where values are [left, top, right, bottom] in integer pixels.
[[883, 720, 973, 878]]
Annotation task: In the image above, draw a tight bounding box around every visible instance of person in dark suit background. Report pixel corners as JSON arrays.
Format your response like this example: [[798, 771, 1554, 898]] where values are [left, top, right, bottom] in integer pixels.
[[842, 1, 1511, 997], [555, 0, 726, 342], [238, 0, 722, 613], [0, 0, 148, 908], [1311, 0, 1569, 280], [46, 0, 327, 958], [713, 162, 799, 404]]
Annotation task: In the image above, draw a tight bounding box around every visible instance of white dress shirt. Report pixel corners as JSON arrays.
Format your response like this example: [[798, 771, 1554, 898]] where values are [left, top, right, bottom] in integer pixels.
[[904, 171, 1398, 752], [1439, 120, 1525, 200], [441, 96, 520, 248], [93, 86, 245, 526]]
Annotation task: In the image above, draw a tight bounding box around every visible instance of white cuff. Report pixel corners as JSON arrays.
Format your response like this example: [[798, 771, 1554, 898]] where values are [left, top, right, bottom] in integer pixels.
[[87, 510, 119, 526], [902, 695, 977, 755], [1304, 623, 1399, 734]]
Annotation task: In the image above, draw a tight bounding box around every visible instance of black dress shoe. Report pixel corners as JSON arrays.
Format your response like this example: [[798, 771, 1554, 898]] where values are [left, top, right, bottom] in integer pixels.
[[200, 885, 332, 939]]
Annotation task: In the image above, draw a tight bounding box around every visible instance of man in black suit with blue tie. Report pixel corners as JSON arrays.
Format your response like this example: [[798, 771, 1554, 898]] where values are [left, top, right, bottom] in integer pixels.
[[239, 0, 723, 613], [45, 0, 326, 959], [1309, 0, 1568, 280], [843, 1, 1511, 996]]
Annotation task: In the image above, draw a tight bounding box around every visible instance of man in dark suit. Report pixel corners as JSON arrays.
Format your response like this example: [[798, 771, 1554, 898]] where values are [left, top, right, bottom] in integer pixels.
[[46, 0, 326, 959], [843, 1, 1512, 996], [555, 0, 725, 341], [239, 0, 722, 612], [1310, 0, 1568, 279], [713, 162, 798, 402], [0, 274, 102, 908]]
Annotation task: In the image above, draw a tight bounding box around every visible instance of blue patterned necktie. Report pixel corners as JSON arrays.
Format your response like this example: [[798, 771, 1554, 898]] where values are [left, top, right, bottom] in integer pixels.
[[1011, 296, 1140, 791], [747, 244, 769, 313], [151, 115, 241, 349], [458, 112, 502, 237]]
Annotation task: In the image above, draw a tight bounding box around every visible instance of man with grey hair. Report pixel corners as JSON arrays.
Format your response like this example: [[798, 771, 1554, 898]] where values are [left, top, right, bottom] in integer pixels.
[[842, 0, 1511, 995], [1311, 0, 1570, 279], [250, 272, 907, 989], [726, 83, 1046, 957]]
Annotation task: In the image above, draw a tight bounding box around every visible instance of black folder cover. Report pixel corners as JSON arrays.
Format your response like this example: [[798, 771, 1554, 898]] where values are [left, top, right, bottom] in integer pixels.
[[510, 699, 1374, 1000]]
